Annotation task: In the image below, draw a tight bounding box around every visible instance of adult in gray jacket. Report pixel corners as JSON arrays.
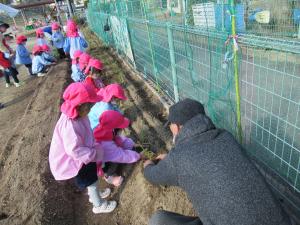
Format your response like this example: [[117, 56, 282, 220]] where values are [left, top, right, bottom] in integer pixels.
[[143, 98, 291, 225]]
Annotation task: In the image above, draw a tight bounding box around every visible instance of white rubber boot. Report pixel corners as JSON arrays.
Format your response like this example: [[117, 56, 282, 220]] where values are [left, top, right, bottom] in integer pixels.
[[89, 187, 111, 203], [92, 200, 117, 214], [87, 182, 117, 214]]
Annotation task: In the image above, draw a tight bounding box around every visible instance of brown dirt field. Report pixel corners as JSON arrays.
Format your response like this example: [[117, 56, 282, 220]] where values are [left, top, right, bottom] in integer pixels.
[[0, 28, 196, 225], [0, 61, 73, 225]]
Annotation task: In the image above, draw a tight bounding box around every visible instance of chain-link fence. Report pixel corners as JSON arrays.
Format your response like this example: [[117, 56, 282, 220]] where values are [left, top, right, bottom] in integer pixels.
[[87, 0, 300, 217]]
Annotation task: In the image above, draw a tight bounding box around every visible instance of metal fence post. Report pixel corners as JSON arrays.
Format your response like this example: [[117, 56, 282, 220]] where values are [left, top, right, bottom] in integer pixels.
[[167, 22, 179, 102], [141, 0, 159, 89], [125, 18, 137, 69], [229, 0, 243, 143]]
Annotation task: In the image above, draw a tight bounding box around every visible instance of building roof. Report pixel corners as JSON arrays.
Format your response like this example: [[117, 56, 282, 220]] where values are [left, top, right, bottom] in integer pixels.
[[12, 0, 55, 10]]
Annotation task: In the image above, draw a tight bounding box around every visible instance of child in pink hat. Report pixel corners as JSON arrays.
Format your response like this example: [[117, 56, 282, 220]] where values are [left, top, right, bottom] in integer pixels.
[[70, 52, 90, 82], [78, 52, 91, 71], [15, 35, 33, 76], [35, 28, 49, 47], [88, 83, 127, 130], [71, 50, 85, 82], [84, 58, 105, 91], [93, 110, 141, 186], [41, 44, 57, 63], [63, 19, 88, 59], [32, 45, 53, 77], [49, 82, 117, 214], [51, 22, 65, 59]]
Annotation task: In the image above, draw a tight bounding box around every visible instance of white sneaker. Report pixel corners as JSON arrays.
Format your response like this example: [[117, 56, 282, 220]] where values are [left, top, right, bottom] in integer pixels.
[[14, 83, 20, 87], [5, 83, 11, 88], [37, 73, 46, 77], [89, 188, 111, 203], [92, 201, 117, 214]]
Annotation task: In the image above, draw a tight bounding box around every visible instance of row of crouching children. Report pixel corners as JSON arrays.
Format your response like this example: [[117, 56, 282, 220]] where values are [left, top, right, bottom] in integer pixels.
[[49, 19, 141, 214], [6, 19, 85, 87]]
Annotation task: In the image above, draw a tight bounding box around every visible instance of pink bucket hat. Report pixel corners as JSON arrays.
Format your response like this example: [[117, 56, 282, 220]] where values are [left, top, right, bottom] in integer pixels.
[[79, 53, 91, 71], [41, 44, 50, 52], [98, 83, 127, 102], [66, 19, 79, 37], [16, 35, 27, 44], [72, 50, 83, 64], [84, 58, 104, 74], [51, 22, 60, 30], [61, 82, 103, 119], [36, 28, 44, 37], [93, 110, 130, 141], [32, 45, 43, 55]]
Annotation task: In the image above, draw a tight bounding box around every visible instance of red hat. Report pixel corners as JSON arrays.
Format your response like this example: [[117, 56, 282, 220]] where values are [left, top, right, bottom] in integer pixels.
[[84, 58, 104, 74], [73, 50, 83, 59], [60, 82, 103, 119], [98, 83, 127, 102], [93, 110, 130, 141], [72, 50, 83, 64], [41, 44, 50, 52], [66, 19, 79, 37], [51, 22, 60, 30], [32, 45, 43, 55], [36, 28, 44, 37], [79, 53, 91, 71], [16, 35, 27, 44]]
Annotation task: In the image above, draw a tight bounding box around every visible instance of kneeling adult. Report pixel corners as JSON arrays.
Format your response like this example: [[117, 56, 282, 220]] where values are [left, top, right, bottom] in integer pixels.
[[143, 98, 291, 225]]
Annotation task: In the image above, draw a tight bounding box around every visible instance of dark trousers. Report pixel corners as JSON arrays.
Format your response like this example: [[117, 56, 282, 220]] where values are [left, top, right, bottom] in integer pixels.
[[149, 210, 202, 225], [103, 146, 143, 176], [103, 162, 120, 176], [57, 48, 66, 59], [4, 67, 19, 84], [75, 162, 98, 190], [24, 63, 33, 75]]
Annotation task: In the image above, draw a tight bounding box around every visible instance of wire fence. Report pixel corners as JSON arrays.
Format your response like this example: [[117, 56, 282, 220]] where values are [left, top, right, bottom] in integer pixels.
[[87, 0, 300, 212]]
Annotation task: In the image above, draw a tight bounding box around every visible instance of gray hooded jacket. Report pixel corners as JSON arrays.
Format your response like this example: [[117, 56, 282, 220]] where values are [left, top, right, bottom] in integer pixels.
[[144, 114, 291, 225]]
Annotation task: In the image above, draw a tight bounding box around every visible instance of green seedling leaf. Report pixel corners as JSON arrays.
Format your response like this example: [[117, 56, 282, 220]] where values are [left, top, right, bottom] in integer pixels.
[[141, 149, 157, 161]]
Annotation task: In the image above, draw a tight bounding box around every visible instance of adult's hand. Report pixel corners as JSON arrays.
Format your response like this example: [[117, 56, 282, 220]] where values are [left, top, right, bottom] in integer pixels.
[[143, 159, 154, 168], [156, 154, 167, 161]]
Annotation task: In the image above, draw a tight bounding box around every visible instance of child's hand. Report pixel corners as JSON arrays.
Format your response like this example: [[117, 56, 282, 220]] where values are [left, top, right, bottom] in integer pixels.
[[139, 152, 147, 160]]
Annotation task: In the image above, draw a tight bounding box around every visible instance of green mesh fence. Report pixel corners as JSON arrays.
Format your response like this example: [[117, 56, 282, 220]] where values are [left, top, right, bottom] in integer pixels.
[[87, 0, 300, 208]]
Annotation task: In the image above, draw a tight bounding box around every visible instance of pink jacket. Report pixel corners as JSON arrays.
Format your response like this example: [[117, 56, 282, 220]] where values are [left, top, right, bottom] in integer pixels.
[[49, 113, 104, 180], [100, 135, 140, 163]]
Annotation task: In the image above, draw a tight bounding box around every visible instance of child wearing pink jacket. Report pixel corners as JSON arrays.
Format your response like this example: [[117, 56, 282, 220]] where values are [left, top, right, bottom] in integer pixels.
[[49, 82, 116, 214], [93, 110, 141, 186]]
